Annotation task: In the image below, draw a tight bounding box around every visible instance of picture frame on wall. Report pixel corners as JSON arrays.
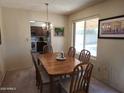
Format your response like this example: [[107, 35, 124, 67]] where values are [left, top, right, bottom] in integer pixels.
[[0, 28, 1, 44], [54, 27, 64, 36], [98, 15, 124, 39]]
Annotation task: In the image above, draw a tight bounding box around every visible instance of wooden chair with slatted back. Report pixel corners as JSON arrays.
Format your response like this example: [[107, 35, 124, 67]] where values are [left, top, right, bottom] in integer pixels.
[[36, 61, 50, 93], [61, 47, 76, 78], [59, 63, 93, 93], [31, 52, 50, 89], [79, 49, 91, 63], [31, 52, 59, 93], [31, 52, 40, 87], [43, 45, 53, 53], [68, 47, 76, 57]]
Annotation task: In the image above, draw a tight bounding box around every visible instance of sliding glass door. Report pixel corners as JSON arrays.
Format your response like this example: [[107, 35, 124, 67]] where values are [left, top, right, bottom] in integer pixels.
[[74, 18, 99, 56]]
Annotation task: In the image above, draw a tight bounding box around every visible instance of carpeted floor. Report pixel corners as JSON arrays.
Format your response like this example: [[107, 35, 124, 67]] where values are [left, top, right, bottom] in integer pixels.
[[0, 67, 120, 93]]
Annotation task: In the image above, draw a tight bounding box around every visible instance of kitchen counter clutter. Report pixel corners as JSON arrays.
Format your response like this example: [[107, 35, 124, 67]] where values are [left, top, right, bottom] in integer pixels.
[[31, 36, 48, 53]]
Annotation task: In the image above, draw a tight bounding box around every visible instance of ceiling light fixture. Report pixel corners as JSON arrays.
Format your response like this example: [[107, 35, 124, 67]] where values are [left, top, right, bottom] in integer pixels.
[[43, 3, 53, 33]]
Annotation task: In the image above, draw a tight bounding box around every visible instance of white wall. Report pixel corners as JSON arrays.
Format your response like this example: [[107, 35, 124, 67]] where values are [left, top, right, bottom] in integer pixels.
[[68, 0, 124, 92], [0, 7, 5, 85], [2, 8, 67, 71]]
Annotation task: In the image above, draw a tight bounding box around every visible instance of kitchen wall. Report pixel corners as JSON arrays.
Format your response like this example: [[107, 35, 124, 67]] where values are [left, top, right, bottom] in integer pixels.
[[67, 0, 124, 92], [2, 8, 67, 71], [0, 7, 5, 85]]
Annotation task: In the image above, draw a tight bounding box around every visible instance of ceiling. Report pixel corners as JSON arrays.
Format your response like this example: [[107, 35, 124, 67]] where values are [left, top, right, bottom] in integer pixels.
[[0, 0, 105, 15]]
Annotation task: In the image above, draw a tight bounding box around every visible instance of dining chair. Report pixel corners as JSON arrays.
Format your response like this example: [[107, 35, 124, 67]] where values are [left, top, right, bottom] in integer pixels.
[[31, 52, 39, 87], [31, 52, 59, 93], [37, 61, 50, 93], [79, 49, 91, 63], [68, 47, 76, 57], [31, 52, 49, 88], [43, 45, 53, 53], [59, 63, 93, 93], [61, 47, 76, 79], [37, 41, 47, 53]]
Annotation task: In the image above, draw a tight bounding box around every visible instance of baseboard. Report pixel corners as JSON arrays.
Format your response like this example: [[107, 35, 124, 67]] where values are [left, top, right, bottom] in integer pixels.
[[0, 71, 7, 86]]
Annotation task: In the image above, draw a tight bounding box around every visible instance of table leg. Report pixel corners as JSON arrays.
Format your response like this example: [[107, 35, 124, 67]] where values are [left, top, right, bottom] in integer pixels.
[[50, 76, 54, 93]]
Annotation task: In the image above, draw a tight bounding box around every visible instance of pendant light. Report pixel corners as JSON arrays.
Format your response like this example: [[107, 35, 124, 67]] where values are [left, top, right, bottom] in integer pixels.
[[44, 3, 53, 32]]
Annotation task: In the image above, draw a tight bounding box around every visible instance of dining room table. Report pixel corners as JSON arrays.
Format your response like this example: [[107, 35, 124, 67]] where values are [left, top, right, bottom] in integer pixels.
[[38, 52, 82, 93]]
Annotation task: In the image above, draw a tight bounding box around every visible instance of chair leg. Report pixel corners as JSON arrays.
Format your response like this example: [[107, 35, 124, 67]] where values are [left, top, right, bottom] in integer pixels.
[[36, 76, 40, 88], [58, 83, 62, 93], [40, 84, 43, 93], [36, 71, 38, 86], [36, 76, 38, 87], [38, 81, 40, 89]]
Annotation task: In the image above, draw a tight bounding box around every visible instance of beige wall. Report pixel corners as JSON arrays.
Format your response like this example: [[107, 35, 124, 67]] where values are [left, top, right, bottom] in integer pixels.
[[0, 7, 5, 85], [2, 8, 67, 71], [68, 0, 124, 92]]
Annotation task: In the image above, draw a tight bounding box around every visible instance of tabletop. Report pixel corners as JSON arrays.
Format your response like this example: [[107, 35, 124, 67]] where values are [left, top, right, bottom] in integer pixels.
[[38, 53, 81, 76]]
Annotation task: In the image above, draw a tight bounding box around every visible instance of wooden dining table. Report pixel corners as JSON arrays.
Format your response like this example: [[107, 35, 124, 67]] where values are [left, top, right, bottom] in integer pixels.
[[38, 52, 81, 93]]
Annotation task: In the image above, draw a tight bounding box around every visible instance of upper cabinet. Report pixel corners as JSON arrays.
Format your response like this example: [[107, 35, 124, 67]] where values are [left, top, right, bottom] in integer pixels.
[[31, 26, 47, 36]]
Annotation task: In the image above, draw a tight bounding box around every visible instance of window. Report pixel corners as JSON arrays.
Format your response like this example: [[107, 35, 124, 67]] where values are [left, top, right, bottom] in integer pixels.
[[74, 18, 99, 56]]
